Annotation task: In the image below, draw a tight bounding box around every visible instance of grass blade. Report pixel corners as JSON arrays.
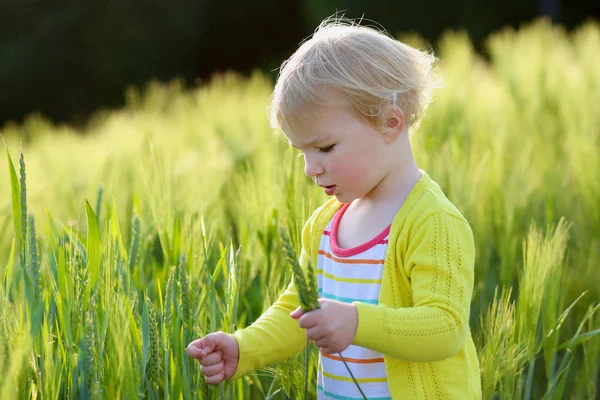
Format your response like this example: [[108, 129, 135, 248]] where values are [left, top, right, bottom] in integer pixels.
[[3, 238, 15, 295], [85, 199, 101, 298], [2, 139, 22, 256]]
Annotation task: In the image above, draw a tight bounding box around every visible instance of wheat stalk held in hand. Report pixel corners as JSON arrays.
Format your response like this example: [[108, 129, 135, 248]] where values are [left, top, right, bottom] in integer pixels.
[[280, 227, 367, 400], [280, 229, 314, 312]]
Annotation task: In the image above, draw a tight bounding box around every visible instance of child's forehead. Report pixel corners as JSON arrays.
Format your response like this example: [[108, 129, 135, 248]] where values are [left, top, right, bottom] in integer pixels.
[[293, 96, 356, 125], [283, 105, 343, 137]]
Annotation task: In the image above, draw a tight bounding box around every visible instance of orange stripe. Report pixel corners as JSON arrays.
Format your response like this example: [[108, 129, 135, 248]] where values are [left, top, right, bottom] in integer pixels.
[[318, 250, 384, 265], [322, 352, 385, 364]]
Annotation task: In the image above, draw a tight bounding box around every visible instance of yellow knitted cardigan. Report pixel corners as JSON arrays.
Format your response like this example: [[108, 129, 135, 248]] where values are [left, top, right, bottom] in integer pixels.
[[232, 172, 482, 399]]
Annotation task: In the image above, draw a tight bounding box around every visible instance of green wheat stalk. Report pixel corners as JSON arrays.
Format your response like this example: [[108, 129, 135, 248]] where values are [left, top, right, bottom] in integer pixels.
[[177, 256, 191, 329], [85, 297, 99, 397], [19, 150, 28, 264], [163, 268, 175, 335], [280, 227, 367, 400], [146, 296, 161, 393], [162, 267, 176, 400], [95, 186, 103, 224], [28, 215, 41, 304], [128, 215, 141, 274]]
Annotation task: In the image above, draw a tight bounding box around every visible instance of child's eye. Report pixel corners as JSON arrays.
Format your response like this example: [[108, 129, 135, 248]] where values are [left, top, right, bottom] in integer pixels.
[[319, 144, 335, 153]]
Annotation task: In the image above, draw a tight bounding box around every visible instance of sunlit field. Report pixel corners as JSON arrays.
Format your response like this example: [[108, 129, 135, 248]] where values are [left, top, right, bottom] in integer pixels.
[[0, 19, 598, 399]]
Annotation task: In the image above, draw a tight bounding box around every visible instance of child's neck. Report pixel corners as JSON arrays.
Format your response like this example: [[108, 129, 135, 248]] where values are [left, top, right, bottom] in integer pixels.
[[357, 158, 422, 210], [337, 163, 422, 249]]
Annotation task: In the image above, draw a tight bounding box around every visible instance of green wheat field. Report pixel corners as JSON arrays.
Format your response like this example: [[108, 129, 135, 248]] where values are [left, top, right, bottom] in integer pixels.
[[0, 19, 599, 399]]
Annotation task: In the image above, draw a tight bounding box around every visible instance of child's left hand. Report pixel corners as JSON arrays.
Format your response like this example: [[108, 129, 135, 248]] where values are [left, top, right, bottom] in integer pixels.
[[290, 298, 358, 354]]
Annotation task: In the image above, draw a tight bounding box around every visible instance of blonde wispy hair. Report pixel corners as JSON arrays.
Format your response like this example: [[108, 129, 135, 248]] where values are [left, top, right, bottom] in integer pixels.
[[269, 16, 441, 132]]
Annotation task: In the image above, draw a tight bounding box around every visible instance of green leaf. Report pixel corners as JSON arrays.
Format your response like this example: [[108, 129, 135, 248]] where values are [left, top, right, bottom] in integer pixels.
[[2, 139, 22, 254], [142, 300, 150, 374], [110, 196, 127, 258], [556, 328, 600, 350], [45, 207, 61, 250], [85, 199, 101, 296], [211, 249, 226, 284], [3, 238, 15, 295], [556, 306, 600, 351], [55, 290, 73, 351]]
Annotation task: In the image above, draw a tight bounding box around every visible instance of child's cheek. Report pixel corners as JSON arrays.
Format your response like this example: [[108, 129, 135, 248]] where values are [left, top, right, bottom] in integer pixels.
[[337, 159, 367, 182]]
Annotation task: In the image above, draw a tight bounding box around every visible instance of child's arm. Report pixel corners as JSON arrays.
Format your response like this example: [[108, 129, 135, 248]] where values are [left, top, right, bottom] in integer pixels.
[[230, 274, 307, 379], [351, 211, 475, 362]]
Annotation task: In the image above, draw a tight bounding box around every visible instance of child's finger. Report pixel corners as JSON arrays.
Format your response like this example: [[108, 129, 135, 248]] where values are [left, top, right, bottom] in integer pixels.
[[199, 350, 222, 367], [186, 338, 206, 351], [205, 370, 225, 385], [306, 326, 324, 341], [186, 338, 211, 358], [200, 361, 224, 377], [186, 334, 219, 358], [289, 306, 304, 319], [185, 345, 207, 360]]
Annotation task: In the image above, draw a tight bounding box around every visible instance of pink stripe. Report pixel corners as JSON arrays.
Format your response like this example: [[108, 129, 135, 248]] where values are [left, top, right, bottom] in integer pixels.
[[318, 249, 384, 264], [329, 203, 391, 257]]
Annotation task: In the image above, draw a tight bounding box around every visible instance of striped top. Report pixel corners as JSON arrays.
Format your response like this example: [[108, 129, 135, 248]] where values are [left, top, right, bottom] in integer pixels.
[[316, 202, 392, 400]]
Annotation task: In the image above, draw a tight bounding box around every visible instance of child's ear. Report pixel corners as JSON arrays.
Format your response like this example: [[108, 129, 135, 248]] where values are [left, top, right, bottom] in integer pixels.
[[383, 106, 405, 140]]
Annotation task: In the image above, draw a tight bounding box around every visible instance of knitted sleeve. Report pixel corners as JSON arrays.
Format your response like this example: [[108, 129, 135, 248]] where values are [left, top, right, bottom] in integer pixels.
[[352, 211, 475, 362], [230, 216, 314, 379]]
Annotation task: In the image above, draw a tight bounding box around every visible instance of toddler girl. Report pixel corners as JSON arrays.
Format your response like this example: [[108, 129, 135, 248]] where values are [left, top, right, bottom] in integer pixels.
[[187, 17, 482, 399]]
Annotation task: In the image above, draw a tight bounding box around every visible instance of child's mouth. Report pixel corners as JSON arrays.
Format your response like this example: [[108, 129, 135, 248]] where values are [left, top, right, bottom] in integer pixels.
[[324, 185, 336, 195]]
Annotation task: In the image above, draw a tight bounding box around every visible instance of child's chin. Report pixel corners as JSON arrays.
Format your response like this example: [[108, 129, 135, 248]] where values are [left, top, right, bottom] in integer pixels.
[[333, 192, 354, 203]]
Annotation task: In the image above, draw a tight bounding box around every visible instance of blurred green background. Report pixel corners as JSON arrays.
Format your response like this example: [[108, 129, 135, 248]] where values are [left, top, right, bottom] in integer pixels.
[[1, 2, 599, 399], [1, 0, 598, 127]]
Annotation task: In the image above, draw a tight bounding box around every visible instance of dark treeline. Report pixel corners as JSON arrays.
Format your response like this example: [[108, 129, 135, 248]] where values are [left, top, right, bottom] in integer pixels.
[[0, 0, 598, 126]]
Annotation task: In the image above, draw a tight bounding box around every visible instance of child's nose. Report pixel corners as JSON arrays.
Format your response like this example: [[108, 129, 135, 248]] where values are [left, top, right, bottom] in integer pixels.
[[304, 156, 324, 178]]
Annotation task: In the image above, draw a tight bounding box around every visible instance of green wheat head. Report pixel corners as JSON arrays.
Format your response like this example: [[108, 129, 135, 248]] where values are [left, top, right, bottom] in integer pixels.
[[280, 227, 319, 313], [28, 215, 41, 303], [128, 215, 141, 273], [145, 296, 161, 390], [85, 296, 99, 396], [177, 256, 191, 327], [163, 267, 176, 335]]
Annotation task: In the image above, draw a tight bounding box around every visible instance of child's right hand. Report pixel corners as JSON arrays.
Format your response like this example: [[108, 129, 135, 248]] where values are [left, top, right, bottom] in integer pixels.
[[186, 331, 240, 384]]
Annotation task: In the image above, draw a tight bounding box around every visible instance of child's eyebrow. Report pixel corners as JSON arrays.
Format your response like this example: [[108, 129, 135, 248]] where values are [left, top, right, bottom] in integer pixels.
[[288, 136, 330, 150]]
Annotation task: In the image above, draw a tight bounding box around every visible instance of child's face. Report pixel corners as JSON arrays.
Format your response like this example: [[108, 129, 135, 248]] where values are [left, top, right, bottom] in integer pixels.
[[282, 100, 391, 204]]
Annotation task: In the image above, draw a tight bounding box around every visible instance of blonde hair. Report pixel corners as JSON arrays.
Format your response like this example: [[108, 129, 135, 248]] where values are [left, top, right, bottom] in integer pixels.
[[269, 17, 440, 132]]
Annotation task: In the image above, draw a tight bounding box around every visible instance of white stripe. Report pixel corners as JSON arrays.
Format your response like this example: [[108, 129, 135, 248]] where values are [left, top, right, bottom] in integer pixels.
[[317, 262, 385, 280], [319, 279, 381, 295], [322, 357, 386, 378], [328, 345, 385, 360], [319, 378, 391, 398]]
